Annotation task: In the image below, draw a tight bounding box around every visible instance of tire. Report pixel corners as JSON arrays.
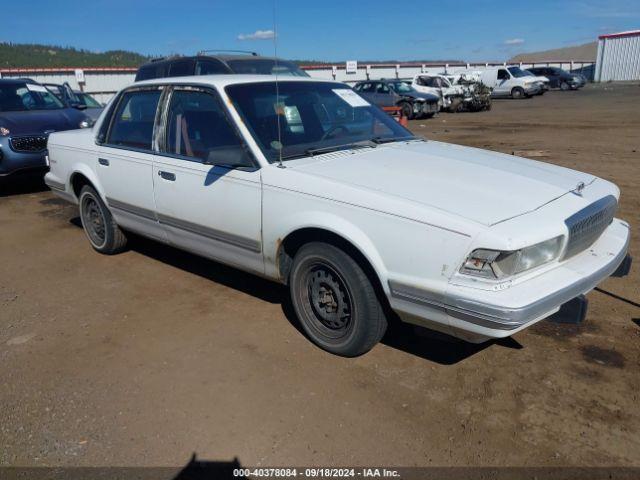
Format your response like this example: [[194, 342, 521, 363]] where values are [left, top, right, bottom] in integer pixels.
[[289, 242, 387, 357], [560, 81, 570, 91], [399, 102, 414, 120], [79, 185, 127, 254], [511, 87, 525, 99]]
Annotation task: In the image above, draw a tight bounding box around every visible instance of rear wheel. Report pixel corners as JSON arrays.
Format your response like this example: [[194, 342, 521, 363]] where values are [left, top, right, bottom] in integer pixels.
[[289, 242, 387, 357], [79, 185, 127, 254]]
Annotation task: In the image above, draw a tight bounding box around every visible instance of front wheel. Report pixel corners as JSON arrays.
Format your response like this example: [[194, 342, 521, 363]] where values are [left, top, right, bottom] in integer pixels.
[[560, 81, 570, 91], [399, 102, 414, 120], [79, 185, 127, 254], [289, 242, 387, 357], [511, 87, 525, 99]]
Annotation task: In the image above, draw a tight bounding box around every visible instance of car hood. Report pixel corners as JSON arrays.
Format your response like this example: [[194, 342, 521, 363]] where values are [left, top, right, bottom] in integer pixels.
[[288, 140, 595, 226], [401, 92, 439, 102], [0, 109, 87, 136]]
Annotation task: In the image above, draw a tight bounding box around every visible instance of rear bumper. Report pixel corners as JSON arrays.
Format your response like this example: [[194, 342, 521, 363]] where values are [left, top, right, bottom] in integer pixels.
[[391, 219, 631, 342]]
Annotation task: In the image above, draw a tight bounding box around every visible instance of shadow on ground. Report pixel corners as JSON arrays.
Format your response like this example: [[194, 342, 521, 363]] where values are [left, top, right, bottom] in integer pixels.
[[0, 174, 48, 197], [67, 219, 515, 365], [173, 454, 245, 479]]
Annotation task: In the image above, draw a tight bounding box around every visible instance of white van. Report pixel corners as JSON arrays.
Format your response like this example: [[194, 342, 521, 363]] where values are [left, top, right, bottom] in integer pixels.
[[478, 67, 541, 99]]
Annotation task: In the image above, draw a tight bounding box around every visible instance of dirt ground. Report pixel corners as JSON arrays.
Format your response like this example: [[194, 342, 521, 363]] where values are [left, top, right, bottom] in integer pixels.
[[1, 83, 639, 469]]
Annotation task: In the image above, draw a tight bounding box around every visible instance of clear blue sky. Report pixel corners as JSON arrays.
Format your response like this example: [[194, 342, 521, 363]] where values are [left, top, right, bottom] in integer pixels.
[[3, 0, 639, 61]]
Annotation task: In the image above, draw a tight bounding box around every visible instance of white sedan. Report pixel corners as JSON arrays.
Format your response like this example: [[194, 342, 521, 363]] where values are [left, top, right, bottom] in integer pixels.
[[44, 75, 632, 356]]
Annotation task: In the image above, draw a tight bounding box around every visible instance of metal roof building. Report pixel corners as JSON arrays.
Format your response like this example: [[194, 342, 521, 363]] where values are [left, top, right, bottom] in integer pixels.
[[595, 30, 640, 82]]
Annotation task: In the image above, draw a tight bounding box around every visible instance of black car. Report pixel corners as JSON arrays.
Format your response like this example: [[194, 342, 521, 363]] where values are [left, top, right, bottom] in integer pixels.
[[527, 67, 586, 90], [353, 79, 439, 119], [135, 51, 309, 81], [0, 79, 92, 179]]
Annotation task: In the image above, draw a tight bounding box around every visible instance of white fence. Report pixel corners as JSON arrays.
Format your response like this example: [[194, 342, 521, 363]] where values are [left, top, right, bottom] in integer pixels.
[[0, 60, 595, 104]]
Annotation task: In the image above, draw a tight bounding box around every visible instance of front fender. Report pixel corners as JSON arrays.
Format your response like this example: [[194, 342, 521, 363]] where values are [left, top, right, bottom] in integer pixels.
[[264, 210, 390, 292]]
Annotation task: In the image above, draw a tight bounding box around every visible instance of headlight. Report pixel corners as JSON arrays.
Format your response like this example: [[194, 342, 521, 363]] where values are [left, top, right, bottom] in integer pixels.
[[460, 236, 564, 279], [79, 119, 94, 129]]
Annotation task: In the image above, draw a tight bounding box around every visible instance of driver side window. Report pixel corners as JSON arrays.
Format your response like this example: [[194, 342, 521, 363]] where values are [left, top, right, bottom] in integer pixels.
[[165, 89, 251, 167], [497, 69, 510, 80]]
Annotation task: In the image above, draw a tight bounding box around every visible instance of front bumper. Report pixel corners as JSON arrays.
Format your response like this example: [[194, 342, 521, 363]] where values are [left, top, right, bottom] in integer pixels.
[[0, 138, 48, 177], [390, 219, 631, 342], [524, 84, 542, 95]]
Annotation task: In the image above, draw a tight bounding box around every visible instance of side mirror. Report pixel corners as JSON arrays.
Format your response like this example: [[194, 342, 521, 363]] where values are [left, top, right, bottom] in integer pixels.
[[72, 103, 87, 110], [203, 146, 254, 169]]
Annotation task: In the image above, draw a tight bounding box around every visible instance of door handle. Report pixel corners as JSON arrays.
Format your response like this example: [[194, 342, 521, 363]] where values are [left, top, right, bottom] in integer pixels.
[[158, 171, 176, 181], [98, 158, 110, 166]]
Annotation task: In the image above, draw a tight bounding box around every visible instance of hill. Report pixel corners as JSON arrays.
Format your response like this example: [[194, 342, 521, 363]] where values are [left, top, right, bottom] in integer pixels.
[[509, 42, 597, 63], [0, 43, 150, 68]]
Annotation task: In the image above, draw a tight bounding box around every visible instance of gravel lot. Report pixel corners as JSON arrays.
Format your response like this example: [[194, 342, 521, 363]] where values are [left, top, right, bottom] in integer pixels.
[[1, 82, 639, 469]]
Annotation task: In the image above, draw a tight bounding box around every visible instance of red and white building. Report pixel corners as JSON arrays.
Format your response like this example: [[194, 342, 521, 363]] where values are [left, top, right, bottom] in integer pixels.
[[595, 30, 640, 82]]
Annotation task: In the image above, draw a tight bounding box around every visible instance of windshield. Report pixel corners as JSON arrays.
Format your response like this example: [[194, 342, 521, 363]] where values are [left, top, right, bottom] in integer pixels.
[[77, 92, 102, 108], [0, 83, 64, 112], [507, 67, 528, 78], [389, 81, 414, 93], [522, 70, 535, 77], [226, 59, 309, 77], [226, 82, 414, 163]]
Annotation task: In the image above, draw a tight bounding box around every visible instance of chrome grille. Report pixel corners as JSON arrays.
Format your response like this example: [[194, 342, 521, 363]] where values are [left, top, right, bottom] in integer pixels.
[[563, 195, 617, 259], [9, 135, 48, 153]]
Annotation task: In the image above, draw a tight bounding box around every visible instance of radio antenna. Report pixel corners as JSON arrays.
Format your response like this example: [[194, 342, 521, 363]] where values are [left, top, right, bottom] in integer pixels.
[[273, 0, 285, 168]]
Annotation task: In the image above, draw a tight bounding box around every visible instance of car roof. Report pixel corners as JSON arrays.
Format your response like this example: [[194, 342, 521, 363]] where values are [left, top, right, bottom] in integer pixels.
[[0, 78, 36, 85], [133, 74, 341, 89], [140, 54, 295, 66]]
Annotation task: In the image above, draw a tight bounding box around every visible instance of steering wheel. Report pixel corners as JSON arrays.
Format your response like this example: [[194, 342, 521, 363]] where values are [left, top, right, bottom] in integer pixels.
[[321, 125, 349, 141]]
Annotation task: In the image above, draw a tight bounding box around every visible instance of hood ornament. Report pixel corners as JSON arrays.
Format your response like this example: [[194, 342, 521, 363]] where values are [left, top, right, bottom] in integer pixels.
[[573, 182, 585, 196]]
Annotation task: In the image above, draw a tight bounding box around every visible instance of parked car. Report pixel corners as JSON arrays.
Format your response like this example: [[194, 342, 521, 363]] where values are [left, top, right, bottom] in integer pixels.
[[0, 79, 92, 179], [509, 67, 548, 94], [44, 75, 631, 356], [412, 73, 491, 111], [44, 82, 104, 122], [527, 67, 585, 90], [475, 67, 541, 98], [353, 79, 439, 119], [135, 52, 309, 81]]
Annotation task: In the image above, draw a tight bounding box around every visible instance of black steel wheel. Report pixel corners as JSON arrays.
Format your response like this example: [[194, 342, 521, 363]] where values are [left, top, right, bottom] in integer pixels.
[[399, 102, 414, 120], [79, 185, 127, 254], [289, 242, 387, 356]]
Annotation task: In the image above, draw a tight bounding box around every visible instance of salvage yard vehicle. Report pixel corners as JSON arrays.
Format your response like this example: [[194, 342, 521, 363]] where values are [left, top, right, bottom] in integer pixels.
[[527, 67, 586, 90], [508, 67, 548, 95], [0, 79, 92, 179], [45, 75, 632, 357], [44, 82, 104, 121], [411, 73, 491, 112], [476, 67, 541, 98], [135, 51, 309, 81], [353, 79, 439, 119]]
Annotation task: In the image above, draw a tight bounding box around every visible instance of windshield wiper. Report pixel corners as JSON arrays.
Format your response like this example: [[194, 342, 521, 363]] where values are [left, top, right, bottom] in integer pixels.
[[371, 135, 418, 144], [306, 140, 377, 157], [278, 140, 376, 161]]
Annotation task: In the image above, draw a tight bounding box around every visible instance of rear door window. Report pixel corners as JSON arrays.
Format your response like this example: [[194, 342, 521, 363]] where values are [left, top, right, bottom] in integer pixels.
[[168, 59, 194, 77], [195, 59, 230, 75], [107, 90, 161, 151]]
